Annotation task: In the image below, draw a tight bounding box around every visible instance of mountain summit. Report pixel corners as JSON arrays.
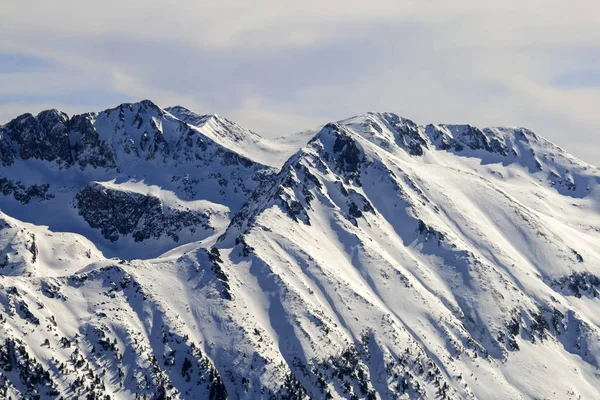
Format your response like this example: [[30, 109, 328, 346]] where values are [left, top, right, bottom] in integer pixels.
[[0, 102, 599, 399]]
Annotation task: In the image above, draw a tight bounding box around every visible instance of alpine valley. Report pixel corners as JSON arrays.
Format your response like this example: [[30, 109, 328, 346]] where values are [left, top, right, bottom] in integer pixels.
[[0, 100, 599, 400]]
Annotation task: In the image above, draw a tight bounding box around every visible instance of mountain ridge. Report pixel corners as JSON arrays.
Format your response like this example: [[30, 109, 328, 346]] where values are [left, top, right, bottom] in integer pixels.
[[0, 100, 276, 258]]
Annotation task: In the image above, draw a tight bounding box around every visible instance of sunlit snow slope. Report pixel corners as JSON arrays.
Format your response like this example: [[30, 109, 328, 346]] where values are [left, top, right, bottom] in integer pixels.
[[0, 106, 599, 400]]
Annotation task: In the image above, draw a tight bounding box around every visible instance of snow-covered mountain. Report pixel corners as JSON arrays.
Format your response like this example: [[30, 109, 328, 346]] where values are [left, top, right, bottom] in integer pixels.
[[0, 100, 278, 258], [0, 105, 599, 399]]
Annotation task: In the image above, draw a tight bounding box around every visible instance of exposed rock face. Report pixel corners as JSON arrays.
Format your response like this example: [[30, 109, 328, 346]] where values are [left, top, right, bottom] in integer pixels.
[[0, 110, 72, 166], [425, 123, 511, 155], [69, 113, 118, 169], [74, 183, 212, 243]]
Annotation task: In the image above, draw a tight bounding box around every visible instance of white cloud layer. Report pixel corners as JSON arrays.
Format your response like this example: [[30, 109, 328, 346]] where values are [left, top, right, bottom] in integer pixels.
[[0, 0, 599, 163]]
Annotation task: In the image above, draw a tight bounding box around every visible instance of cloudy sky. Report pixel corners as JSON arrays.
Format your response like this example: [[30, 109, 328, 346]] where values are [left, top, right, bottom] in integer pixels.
[[1, 1, 599, 163]]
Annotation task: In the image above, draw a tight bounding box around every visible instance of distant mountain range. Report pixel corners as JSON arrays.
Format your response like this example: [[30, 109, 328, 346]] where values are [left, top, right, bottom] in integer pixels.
[[0, 100, 599, 399]]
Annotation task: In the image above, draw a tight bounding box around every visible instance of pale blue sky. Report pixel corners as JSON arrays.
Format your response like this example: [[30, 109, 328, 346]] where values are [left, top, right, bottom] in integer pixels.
[[0, 0, 599, 164]]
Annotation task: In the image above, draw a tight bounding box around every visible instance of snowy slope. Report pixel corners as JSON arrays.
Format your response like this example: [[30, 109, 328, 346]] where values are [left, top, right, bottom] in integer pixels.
[[0, 211, 104, 277], [166, 105, 313, 168], [214, 113, 600, 399], [0, 107, 599, 399]]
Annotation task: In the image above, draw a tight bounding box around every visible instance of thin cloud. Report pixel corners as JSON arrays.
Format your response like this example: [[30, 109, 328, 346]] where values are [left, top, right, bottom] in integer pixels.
[[0, 1, 599, 163]]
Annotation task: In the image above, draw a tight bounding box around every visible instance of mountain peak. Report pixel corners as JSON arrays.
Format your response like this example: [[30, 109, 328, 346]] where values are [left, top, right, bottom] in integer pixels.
[[36, 108, 68, 121], [36, 109, 69, 132], [310, 112, 428, 158], [165, 105, 213, 127], [7, 112, 36, 125], [101, 99, 166, 117]]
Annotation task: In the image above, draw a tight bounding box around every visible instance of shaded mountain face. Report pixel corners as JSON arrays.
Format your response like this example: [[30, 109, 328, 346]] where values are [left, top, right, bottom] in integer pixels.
[[0, 109, 71, 166], [0, 105, 599, 399]]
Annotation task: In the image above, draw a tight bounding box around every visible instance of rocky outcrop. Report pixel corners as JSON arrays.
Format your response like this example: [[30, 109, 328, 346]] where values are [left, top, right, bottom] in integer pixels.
[[0, 110, 72, 166], [0, 178, 53, 204], [73, 183, 212, 243]]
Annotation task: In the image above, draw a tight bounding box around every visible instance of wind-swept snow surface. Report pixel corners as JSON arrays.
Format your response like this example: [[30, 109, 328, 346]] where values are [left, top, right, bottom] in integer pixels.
[[0, 105, 599, 399]]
